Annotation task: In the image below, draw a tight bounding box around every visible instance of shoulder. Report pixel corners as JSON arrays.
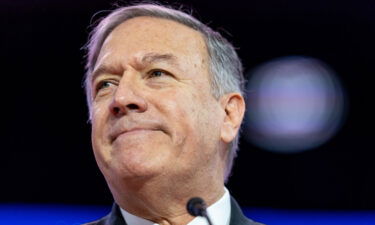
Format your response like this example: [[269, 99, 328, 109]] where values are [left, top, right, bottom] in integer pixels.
[[229, 197, 265, 225], [82, 214, 112, 225], [81, 204, 126, 225]]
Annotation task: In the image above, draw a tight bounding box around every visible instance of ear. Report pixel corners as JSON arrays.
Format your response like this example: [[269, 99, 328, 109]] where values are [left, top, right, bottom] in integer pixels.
[[220, 93, 246, 143]]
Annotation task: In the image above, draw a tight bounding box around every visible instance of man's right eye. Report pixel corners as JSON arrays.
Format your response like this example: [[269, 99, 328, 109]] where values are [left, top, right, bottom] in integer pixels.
[[96, 81, 115, 92]]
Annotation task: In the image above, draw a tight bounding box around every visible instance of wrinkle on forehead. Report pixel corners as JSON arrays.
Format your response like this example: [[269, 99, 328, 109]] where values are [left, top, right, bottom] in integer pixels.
[[92, 16, 211, 82], [104, 16, 208, 57], [91, 52, 181, 83], [132, 52, 180, 70]]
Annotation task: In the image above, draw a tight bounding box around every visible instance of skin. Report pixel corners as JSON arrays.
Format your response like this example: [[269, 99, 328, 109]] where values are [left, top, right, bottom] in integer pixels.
[[90, 16, 245, 225]]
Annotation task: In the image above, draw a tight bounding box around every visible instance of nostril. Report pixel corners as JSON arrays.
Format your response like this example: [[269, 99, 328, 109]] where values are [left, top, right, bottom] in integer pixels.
[[112, 107, 121, 115], [110, 103, 144, 116], [127, 103, 139, 110]]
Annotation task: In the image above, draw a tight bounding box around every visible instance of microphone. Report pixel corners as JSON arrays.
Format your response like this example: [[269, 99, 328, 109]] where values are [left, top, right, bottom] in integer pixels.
[[186, 197, 213, 225]]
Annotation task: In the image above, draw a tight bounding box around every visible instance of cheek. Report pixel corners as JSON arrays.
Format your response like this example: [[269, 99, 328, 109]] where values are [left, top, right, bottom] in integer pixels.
[[147, 90, 192, 144], [156, 88, 220, 144], [91, 98, 112, 128], [91, 105, 105, 138], [91, 103, 112, 161]]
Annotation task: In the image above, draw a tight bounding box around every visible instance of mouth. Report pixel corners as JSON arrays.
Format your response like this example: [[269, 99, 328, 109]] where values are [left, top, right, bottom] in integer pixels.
[[110, 127, 162, 143]]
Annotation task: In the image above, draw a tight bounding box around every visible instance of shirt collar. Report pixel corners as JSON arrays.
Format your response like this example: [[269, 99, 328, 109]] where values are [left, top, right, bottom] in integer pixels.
[[120, 187, 231, 225]]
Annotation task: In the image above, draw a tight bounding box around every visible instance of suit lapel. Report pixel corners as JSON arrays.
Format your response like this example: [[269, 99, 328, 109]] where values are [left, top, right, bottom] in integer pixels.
[[98, 197, 263, 225], [229, 197, 263, 225], [103, 204, 127, 225]]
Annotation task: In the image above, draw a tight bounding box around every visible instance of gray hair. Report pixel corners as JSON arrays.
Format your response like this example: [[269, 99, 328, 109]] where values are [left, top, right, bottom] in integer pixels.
[[83, 3, 245, 181]]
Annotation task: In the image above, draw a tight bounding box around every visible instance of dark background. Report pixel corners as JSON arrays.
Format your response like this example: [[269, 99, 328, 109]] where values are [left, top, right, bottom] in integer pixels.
[[1, 0, 374, 210]]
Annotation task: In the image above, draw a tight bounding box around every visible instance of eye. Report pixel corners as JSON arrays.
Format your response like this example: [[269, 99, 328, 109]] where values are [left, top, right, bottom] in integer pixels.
[[148, 69, 170, 78], [96, 80, 115, 92]]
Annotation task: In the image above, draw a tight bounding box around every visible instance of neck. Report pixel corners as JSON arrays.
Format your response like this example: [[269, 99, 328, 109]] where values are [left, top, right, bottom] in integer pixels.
[[109, 173, 225, 225]]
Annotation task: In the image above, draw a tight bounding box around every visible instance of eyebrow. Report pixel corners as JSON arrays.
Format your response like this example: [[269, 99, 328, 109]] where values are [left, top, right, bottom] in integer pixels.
[[141, 53, 178, 66], [90, 53, 179, 83]]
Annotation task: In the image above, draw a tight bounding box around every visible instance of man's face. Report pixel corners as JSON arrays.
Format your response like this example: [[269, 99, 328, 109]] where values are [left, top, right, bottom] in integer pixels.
[[90, 17, 227, 184]]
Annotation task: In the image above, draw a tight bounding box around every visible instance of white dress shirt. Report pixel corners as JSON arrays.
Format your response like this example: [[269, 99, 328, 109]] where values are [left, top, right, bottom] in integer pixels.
[[120, 188, 231, 225]]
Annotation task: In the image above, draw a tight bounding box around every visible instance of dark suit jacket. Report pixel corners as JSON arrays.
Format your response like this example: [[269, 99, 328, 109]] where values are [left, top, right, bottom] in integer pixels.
[[84, 197, 264, 225]]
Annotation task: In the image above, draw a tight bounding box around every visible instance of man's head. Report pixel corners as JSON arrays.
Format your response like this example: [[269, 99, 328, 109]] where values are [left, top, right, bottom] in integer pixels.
[[84, 4, 245, 186]]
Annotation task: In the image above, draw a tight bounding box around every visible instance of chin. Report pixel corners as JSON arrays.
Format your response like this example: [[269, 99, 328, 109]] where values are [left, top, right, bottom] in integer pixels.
[[104, 152, 166, 180]]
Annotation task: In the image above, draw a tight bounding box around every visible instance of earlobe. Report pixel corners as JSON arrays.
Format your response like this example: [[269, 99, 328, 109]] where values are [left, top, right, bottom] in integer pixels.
[[220, 93, 245, 143]]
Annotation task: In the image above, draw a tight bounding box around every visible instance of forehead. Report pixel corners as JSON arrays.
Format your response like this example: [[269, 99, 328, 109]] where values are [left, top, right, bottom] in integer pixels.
[[95, 16, 209, 71]]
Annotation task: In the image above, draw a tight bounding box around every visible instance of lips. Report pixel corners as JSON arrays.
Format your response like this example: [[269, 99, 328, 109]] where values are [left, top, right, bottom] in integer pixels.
[[108, 120, 167, 144], [111, 127, 159, 143]]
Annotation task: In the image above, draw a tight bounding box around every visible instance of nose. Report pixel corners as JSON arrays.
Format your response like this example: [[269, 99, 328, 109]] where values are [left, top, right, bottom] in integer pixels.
[[109, 75, 148, 117]]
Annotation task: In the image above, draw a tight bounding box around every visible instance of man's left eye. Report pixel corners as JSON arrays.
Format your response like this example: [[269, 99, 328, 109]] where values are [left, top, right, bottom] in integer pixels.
[[148, 70, 168, 78]]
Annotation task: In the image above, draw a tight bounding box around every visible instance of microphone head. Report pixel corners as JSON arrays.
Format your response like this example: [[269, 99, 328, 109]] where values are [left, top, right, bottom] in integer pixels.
[[187, 197, 207, 217]]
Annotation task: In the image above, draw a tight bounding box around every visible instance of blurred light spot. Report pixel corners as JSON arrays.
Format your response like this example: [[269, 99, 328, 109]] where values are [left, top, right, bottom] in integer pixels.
[[244, 56, 346, 153]]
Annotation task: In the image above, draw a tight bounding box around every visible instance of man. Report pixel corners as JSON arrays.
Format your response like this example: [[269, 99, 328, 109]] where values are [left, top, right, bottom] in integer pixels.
[[83, 3, 263, 225]]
